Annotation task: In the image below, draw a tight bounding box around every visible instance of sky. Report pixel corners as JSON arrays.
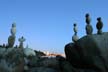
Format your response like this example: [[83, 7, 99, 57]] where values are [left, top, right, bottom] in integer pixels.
[[0, 0, 108, 53]]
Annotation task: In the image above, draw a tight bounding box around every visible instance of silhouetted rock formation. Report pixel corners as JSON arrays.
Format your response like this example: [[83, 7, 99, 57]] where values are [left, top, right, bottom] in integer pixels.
[[65, 14, 108, 72]]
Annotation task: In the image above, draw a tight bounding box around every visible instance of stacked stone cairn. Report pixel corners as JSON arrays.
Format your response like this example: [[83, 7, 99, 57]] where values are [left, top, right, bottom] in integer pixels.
[[8, 22, 16, 48], [19, 36, 26, 48], [72, 23, 79, 42], [85, 13, 93, 35], [96, 17, 103, 34]]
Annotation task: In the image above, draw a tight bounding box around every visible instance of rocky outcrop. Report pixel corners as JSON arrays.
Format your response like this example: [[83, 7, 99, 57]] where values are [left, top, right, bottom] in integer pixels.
[[0, 47, 24, 72], [65, 32, 108, 72]]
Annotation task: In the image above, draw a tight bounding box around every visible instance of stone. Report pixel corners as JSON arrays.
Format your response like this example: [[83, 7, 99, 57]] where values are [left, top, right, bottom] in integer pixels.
[[40, 57, 59, 69], [24, 65, 29, 71], [11, 22, 16, 36], [65, 43, 82, 68], [96, 17, 103, 34], [26, 56, 40, 68], [58, 60, 79, 72], [72, 23, 79, 42], [23, 48, 36, 57], [72, 35, 79, 43], [65, 32, 108, 72], [18, 36, 26, 48], [86, 24, 93, 35], [85, 13, 93, 35], [24, 55, 60, 71], [85, 13, 91, 24], [73, 23, 78, 35], [28, 67, 58, 72], [8, 35, 15, 48], [7, 23, 16, 48], [0, 47, 6, 55], [34, 50, 46, 57]]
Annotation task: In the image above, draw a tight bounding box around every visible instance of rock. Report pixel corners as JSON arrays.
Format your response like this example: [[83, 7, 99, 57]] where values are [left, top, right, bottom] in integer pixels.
[[96, 17, 103, 34], [24, 65, 29, 71], [56, 55, 77, 72], [25, 56, 60, 71], [72, 23, 79, 42], [23, 48, 36, 57], [26, 56, 39, 67], [8, 35, 15, 48], [0, 48, 6, 55], [86, 24, 93, 35], [59, 60, 79, 72], [28, 67, 58, 72], [18, 36, 26, 48], [65, 32, 108, 72], [11, 23, 16, 36], [65, 43, 82, 68], [34, 50, 46, 57], [72, 35, 79, 42], [0, 47, 24, 72], [40, 57, 59, 69], [7, 23, 16, 48], [85, 13, 93, 35]]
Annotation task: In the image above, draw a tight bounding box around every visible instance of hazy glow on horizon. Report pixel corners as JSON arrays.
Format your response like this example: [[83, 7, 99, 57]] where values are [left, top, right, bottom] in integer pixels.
[[0, 0, 108, 53]]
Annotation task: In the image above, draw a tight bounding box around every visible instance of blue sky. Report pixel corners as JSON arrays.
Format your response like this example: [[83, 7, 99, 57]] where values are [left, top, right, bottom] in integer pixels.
[[0, 0, 108, 53]]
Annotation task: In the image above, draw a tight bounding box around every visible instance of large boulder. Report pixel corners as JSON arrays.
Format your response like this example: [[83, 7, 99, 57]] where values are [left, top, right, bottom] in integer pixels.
[[65, 43, 82, 68], [23, 48, 36, 57], [65, 32, 108, 72], [28, 67, 58, 72]]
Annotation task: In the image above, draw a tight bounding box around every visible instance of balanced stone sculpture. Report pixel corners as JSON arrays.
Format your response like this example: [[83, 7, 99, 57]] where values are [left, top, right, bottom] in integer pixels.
[[85, 13, 93, 35], [8, 23, 16, 48], [72, 23, 79, 42], [18, 36, 26, 48], [96, 17, 103, 34]]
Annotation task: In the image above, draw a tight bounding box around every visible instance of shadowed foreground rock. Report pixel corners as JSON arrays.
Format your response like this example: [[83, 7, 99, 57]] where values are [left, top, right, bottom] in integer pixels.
[[65, 32, 108, 72]]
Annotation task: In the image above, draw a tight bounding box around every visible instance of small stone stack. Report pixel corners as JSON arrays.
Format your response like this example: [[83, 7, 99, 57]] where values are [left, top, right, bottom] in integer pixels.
[[96, 17, 103, 34], [85, 13, 93, 35], [18, 36, 26, 48], [72, 23, 79, 42]]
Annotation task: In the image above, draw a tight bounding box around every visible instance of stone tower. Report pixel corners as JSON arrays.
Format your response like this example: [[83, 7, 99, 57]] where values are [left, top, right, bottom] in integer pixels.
[[96, 17, 103, 34], [8, 22, 16, 48], [18, 36, 26, 48], [85, 13, 93, 35], [72, 23, 79, 42]]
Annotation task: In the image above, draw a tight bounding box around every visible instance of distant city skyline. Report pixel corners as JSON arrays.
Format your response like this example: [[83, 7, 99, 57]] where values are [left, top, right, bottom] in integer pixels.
[[0, 0, 108, 53]]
